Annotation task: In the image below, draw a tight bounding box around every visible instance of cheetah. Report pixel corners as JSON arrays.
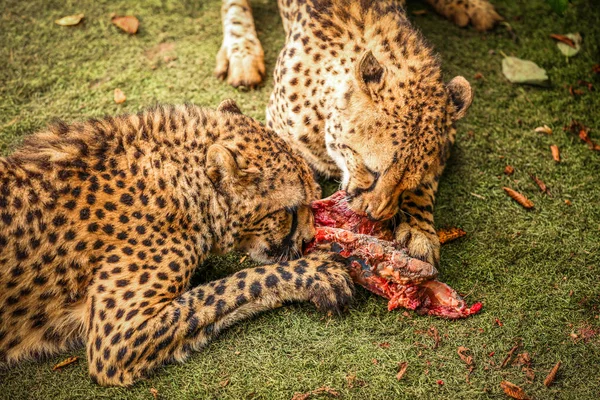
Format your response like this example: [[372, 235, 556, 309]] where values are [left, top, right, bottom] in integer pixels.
[[216, 0, 497, 266], [0, 101, 354, 386]]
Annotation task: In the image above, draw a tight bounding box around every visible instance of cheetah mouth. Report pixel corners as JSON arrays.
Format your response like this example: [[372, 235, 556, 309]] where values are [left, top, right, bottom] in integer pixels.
[[304, 191, 482, 319]]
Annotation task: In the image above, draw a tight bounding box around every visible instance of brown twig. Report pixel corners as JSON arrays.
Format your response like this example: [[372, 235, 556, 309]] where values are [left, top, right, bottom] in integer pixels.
[[501, 343, 520, 368]]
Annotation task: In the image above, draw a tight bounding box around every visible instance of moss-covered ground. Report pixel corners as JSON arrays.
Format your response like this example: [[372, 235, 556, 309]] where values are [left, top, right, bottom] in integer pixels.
[[1, 0, 599, 398]]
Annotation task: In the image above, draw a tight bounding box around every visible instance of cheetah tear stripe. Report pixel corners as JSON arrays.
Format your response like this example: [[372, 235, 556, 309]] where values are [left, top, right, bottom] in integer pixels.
[[306, 191, 482, 319]]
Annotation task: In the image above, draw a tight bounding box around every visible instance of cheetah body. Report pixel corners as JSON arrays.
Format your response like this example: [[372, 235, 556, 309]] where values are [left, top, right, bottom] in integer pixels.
[[0, 103, 353, 386]]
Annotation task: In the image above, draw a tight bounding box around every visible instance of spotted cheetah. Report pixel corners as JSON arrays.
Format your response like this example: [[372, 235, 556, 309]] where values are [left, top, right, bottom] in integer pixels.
[[0, 101, 354, 386], [217, 0, 496, 266]]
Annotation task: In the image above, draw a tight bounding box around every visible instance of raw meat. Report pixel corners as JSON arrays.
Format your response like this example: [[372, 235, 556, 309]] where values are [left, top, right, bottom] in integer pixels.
[[305, 191, 482, 319]]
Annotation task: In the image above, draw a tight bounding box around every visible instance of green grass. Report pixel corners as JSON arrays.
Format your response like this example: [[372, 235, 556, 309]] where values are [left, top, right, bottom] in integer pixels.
[[1, 0, 599, 398]]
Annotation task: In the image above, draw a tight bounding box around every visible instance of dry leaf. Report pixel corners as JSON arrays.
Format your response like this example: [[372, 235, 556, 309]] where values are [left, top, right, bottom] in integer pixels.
[[513, 352, 531, 366], [239, 255, 247, 264], [502, 57, 548, 86], [379, 342, 390, 349], [550, 145, 560, 162], [550, 33, 576, 48], [500, 380, 530, 400], [412, 9, 428, 15], [555, 33, 582, 57], [577, 80, 594, 92], [52, 356, 79, 370], [529, 174, 550, 195], [345, 373, 367, 388], [504, 165, 514, 175], [149, 388, 159, 399], [564, 199, 572, 205], [495, 318, 504, 326], [501, 343, 520, 368], [544, 361, 561, 387], [503, 187, 534, 209], [396, 362, 408, 381], [437, 227, 466, 245], [564, 120, 600, 151], [429, 326, 440, 349], [112, 15, 139, 34], [291, 386, 339, 400], [114, 88, 126, 104], [534, 125, 552, 135], [55, 13, 84, 26], [219, 378, 230, 387], [436, 380, 444, 385], [474, 72, 484, 80], [457, 346, 473, 366]]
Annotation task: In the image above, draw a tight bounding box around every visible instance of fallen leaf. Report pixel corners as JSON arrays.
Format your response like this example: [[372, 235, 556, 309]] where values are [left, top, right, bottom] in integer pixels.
[[396, 362, 408, 381], [239, 255, 247, 264], [379, 342, 390, 349], [523, 366, 535, 382], [345, 373, 367, 388], [550, 145, 560, 162], [550, 33, 575, 48], [564, 120, 600, 151], [114, 88, 126, 104], [504, 165, 514, 175], [500, 380, 530, 399], [534, 125, 552, 135], [495, 318, 504, 326], [577, 80, 594, 92], [437, 227, 466, 244], [52, 356, 79, 370], [429, 326, 440, 349], [503, 187, 534, 209], [501, 343, 520, 368], [55, 13, 84, 26], [412, 9, 428, 15], [149, 388, 159, 399], [513, 352, 531, 366], [457, 346, 474, 366], [568, 85, 585, 96], [544, 361, 561, 387], [371, 358, 378, 365], [502, 57, 548, 86], [436, 380, 444, 385], [291, 386, 339, 400], [112, 15, 139, 34], [474, 72, 484, 80], [529, 173, 550, 195], [219, 378, 230, 387], [556, 33, 582, 57]]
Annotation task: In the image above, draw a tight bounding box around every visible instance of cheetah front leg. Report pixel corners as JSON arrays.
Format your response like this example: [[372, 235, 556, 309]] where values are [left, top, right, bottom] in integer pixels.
[[85, 252, 353, 386], [423, 0, 502, 31], [394, 170, 442, 267], [215, 0, 265, 88]]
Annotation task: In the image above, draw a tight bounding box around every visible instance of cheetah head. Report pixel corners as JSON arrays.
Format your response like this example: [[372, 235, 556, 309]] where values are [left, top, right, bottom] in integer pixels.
[[207, 100, 320, 263], [328, 50, 473, 221]]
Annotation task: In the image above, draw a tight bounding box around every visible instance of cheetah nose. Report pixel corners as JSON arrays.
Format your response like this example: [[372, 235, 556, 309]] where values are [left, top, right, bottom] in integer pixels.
[[365, 201, 396, 222]]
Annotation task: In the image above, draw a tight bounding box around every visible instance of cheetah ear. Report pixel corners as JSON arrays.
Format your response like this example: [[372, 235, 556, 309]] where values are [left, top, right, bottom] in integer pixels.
[[206, 144, 258, 186], [447, 76, 473, 121], [356, 50, 386, 94], [217, 99, 243, 115]]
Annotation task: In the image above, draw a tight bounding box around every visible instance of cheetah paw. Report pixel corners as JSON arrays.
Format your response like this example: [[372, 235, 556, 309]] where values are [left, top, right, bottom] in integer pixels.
[[214, 40, 265, 89], [307, 256, 355, 315], [394, 223, 440, 267], [435, 0, 503, 31]]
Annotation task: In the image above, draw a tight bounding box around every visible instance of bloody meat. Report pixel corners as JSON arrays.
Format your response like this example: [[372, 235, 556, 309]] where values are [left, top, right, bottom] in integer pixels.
[[306, 191, 482, 319]]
